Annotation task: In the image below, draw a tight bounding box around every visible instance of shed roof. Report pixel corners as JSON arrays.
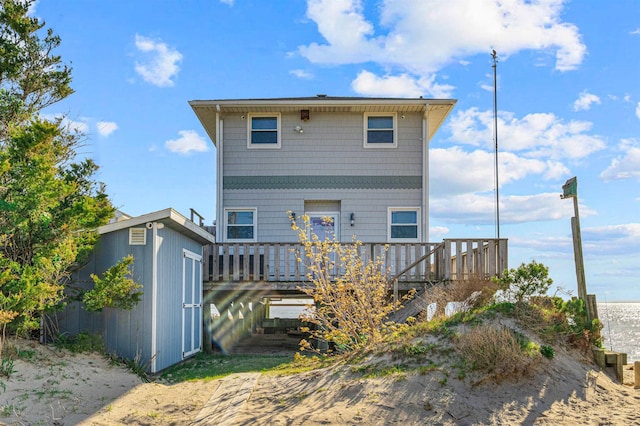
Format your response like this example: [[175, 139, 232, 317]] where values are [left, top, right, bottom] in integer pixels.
[[98, 208, 215, 245], [189, 95, 456, 147]]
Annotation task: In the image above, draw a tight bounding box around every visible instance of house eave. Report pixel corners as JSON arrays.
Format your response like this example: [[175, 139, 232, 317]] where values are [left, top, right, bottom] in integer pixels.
[[189, 96, 457, 147]]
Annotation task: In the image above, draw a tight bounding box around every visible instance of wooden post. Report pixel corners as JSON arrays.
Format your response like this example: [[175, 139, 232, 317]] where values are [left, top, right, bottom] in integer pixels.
[[615, 353, 624, 384], [635, 361, 640, 389], [561, 177, 592, 320]]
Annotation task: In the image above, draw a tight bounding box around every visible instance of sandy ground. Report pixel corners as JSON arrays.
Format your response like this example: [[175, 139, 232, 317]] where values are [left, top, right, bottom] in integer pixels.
[[1, 337, 639, 425]]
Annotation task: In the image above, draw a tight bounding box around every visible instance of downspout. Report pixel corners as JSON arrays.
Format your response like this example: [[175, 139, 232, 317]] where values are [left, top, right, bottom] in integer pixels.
[[423, 105, 430, 242], [216, 105, 223, 243], [150, 222, 159, 373]]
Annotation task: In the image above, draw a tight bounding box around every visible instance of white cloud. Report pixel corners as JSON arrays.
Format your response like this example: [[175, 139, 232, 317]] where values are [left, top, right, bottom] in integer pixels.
[[165, 130, 209, 155], [96, 121, 118, 137], [299, 0, 586, 96], [290, 69, 314, 79], [447, 107, 605, 160], [134, 34, 182, 87], [582, 223, 640, 255], [631, 28, 640, 35], [429, 226, 450, 239], [430, 192, 592, 225], [351, 70, 455, 98], [573, 91, 601, 111], [26, 0, 39, 16], [636, 101, 640, 119], [219, 0, 234, 5], [600, 141, 640, 181]]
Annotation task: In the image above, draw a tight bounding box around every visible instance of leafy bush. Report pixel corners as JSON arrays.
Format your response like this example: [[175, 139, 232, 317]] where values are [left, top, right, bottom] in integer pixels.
[[493, 261, 553, 304], [83, 255, 142, 312]]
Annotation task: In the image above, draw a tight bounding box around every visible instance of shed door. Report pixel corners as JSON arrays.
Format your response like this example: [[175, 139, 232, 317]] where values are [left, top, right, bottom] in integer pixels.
[[182, 249, 202, 359]]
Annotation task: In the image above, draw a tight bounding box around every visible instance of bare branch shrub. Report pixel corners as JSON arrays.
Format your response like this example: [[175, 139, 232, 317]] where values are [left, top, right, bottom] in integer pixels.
[[418, 276, 499, 321], [291, 214, 413, 352]]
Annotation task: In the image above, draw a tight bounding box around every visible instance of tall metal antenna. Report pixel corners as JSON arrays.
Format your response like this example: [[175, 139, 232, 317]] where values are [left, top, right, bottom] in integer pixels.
[[491, 49, 500, 240]]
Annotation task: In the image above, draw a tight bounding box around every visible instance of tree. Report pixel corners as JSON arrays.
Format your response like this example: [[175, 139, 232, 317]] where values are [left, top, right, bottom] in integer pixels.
[[0, 0, 73, 141], [0, 1, 137, 341]]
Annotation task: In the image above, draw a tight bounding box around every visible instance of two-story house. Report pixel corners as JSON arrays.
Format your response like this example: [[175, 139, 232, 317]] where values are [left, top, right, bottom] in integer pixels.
[[190, 96, 507, 346], [190, 95, 456, 245]]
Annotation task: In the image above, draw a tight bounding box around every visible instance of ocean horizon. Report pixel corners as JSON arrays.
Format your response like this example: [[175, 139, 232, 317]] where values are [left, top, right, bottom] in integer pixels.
[[598, 302, 640, 362]]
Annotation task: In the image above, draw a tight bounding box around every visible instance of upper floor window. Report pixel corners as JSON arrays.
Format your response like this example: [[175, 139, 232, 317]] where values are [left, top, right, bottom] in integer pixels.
[[364, 113, 397, 148], [248, 113, 281, 149], [225, 208, 256, 241], [388, 208, 420, 241]]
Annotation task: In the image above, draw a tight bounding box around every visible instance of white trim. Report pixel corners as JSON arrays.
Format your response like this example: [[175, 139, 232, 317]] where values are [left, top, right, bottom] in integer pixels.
[[182, 248, 202, 359], [363, 112, 397, 148], [217, 115, 223, 243], [423, 107, 429, 242], [247, 113, 281, 149], [387, 207, 421, 242], [224, 207, 257, 242], [150, 222, 159, 373]]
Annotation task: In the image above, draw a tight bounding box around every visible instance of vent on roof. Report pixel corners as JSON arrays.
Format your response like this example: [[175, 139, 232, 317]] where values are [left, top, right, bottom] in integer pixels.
[[129, 228, 147, 245]]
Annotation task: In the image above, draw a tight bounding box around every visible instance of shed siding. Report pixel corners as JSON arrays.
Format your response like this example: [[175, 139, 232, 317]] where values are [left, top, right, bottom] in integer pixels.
[[98, 228, 154, 364], [154, 227, 203, 371]]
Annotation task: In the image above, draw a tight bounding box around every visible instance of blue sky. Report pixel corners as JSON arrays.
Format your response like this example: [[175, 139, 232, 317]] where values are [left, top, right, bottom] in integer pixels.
[[33, 0, 639, 301]]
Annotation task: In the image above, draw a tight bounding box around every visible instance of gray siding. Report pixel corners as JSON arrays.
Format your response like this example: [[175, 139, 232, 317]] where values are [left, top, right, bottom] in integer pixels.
[[223, 112, 424, 177], [221, 110, 425, 243], [224, 188, 421, 243]]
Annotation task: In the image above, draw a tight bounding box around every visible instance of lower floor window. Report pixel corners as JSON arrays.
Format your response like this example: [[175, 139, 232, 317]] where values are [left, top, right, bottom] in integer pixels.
[[225, 208, 256, 241], [389, 208, 419, 240]]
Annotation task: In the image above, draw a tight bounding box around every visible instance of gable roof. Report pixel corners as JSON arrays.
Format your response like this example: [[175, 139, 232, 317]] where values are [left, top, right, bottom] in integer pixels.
[[98, 208, 215, 245], [189, 96, 456, 147]]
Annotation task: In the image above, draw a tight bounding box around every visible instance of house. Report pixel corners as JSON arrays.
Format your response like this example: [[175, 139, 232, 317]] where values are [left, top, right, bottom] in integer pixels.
[[190, 96, 456, 245], [56, 208, 216, 373], [190, 96, 507, 347]]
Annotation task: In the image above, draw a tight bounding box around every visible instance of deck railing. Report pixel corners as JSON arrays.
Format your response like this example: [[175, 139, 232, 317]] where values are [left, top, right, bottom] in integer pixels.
[[203, 238, 507, 284]]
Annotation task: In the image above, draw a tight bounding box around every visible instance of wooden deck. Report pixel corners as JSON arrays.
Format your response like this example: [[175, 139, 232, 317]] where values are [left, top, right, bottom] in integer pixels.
[[203, 238, 508, 292]]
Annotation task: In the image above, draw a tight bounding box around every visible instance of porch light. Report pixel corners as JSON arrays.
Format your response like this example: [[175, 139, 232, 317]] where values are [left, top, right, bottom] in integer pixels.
[[350, 212, 355, 226], [294, 125, 304, 134]]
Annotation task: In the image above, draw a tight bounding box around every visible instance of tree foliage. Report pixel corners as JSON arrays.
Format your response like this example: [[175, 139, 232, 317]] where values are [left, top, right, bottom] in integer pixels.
[[83, 255, 142, 312], [291, 213, 413, 352], [0, 0, 73, 141]]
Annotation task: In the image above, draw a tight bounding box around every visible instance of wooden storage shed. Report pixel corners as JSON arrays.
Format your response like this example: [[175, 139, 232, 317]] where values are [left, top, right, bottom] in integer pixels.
[[57, 208, 215, 373]]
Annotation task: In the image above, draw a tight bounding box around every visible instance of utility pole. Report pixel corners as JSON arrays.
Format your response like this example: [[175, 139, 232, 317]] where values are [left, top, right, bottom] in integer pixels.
[[491, 50, 500, 240]]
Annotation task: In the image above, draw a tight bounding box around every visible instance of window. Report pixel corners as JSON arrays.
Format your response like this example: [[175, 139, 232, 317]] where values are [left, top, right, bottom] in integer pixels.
[[388, 208, 420, 241], [248, 113, 281, 148], [225, 208, 256, 241], [364, 113, 397, 148]]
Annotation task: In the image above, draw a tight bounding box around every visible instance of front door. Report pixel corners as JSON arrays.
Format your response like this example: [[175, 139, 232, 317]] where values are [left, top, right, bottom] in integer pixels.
[[182, 249, 202, 359], [307, 213, 340, 241]]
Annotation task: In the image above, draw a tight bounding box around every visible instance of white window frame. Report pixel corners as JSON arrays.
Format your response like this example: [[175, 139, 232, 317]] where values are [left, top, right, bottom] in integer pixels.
[[387, 207, 420, 242], [247, 113, 281, 149], [364, 112, 397, 148], [224, 208, 257, 242]]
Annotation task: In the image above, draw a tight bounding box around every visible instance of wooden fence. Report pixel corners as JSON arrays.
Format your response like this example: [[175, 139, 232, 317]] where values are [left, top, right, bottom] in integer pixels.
[[203, 238, 507, 285]]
